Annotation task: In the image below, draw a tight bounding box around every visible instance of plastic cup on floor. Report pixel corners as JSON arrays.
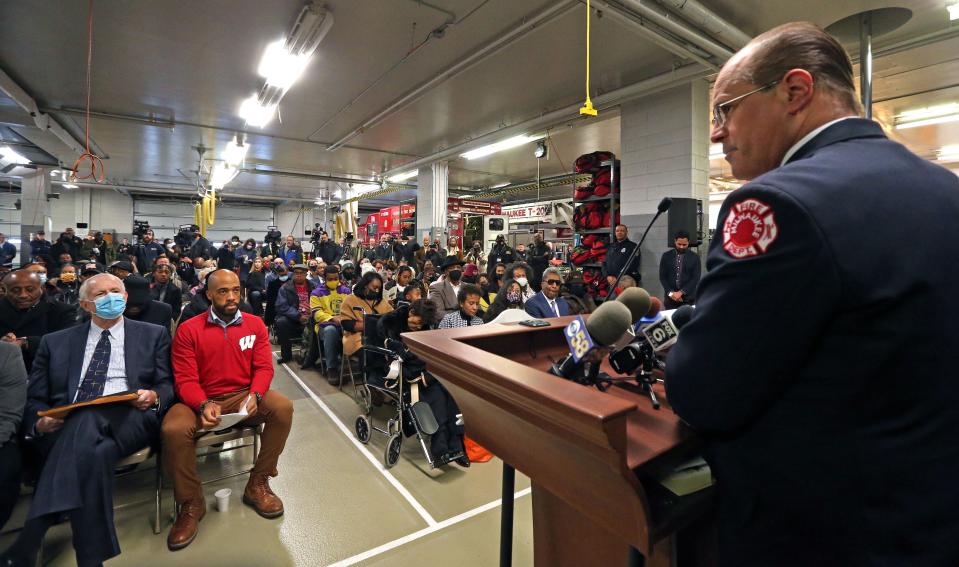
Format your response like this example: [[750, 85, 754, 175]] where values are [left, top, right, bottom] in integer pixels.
[[214, 488, 232, 512]]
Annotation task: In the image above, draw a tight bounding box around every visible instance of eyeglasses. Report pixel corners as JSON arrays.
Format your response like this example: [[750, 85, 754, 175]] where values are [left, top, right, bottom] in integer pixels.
[[544, 279, 562, 286], [711, 80, 779, 128]]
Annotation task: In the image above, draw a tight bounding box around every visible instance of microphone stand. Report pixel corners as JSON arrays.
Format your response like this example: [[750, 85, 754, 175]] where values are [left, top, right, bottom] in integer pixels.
[[607, 197, 672, 301]]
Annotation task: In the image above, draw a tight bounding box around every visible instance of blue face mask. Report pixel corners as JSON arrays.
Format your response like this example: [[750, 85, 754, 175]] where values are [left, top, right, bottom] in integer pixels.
[[93, 292, 126, 320], [279, 274, 289, 281]]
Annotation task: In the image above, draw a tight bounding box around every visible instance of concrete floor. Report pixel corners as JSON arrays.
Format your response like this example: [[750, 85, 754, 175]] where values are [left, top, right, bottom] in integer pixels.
[[0, 356, 534, 566]]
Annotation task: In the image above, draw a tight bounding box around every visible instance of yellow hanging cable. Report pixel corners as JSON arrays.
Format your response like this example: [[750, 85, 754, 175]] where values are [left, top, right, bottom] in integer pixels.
[[579, 0, 598, 117], [194, 202, 202, 227], [206, 190, 216, 225]]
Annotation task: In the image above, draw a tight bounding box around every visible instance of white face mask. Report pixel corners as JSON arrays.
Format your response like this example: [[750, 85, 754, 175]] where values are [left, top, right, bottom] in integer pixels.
[[516, 277, 528, 288]]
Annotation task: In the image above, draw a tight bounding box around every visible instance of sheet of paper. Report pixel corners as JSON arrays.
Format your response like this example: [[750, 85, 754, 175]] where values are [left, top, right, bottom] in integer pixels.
[[199, 396, 251, 432]]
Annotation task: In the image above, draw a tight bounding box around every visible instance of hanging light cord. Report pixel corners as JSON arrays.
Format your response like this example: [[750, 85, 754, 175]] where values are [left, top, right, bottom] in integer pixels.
[[71, 0, 106, 182], [579, 0, 598, 117]]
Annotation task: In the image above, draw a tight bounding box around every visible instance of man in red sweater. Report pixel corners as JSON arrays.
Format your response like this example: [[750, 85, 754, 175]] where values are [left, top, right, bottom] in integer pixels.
[[161, 269, 293, 551]]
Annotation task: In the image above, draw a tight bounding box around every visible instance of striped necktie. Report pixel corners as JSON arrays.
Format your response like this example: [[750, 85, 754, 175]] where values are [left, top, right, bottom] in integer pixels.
[[76, 330, 111, 402]]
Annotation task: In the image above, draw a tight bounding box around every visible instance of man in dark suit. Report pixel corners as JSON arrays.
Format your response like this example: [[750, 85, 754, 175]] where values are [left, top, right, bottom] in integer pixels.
[[0, 270, 77, 371], [604, 224, 639, 286], [657, 230, 701, 309], [1, 273, 173, 567], [427, 257, 465, 318], [667, 22, 959, 566], [0, 342, 26, 533], [524, 268, 570, 318]]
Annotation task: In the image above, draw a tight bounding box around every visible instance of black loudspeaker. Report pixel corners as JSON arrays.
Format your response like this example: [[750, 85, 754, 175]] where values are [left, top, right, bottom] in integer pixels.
[[667, 198, 702, 246]]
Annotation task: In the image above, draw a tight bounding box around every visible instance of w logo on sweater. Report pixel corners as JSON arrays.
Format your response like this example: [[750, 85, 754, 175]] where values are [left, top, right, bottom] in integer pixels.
[[238, 335, 256, 351]]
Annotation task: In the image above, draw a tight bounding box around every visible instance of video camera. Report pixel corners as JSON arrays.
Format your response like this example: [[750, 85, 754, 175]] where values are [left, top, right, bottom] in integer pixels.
[[308, 223, 325, 244], [264, 226, 282, 245], [174, 224, 197, 249], [132, 219, 151, 241]]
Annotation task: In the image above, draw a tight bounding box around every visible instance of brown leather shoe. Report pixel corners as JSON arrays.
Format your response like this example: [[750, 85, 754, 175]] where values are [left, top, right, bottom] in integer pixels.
[[167, 499, 206, 551], [242, 474, 284, 518]]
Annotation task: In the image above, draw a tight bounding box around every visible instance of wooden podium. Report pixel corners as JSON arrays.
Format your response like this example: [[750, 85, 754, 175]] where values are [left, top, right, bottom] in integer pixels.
[[404, 317, 714, 566]]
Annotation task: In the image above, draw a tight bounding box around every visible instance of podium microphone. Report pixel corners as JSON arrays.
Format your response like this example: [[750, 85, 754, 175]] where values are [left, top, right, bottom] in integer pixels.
[[608, 197, 672, 300], [549, 301, 632, 386]]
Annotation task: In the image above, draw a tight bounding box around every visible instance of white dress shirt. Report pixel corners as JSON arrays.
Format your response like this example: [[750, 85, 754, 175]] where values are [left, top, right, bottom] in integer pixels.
[[76, 318, 128, 400], [780, 117, 858, 166]]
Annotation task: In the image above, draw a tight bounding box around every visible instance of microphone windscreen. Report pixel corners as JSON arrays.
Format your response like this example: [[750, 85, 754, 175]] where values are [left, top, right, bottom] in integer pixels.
[[585, 300, 633, 347], [646, 296, 662, 318], [616, 287, 651, 323], [671, 305, 694, 330], [657, 197, 673, 213]]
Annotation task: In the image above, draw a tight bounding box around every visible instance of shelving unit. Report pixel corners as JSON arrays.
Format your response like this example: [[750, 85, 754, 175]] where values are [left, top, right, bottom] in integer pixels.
[[570, 157, 621, 300]]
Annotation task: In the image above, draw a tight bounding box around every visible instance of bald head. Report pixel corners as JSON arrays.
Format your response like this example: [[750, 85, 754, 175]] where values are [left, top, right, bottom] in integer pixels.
[[3, 270, 43, 310], [206, 269, 241, 320]]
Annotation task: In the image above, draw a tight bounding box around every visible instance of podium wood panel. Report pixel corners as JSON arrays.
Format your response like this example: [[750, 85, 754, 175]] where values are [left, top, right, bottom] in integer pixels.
[[403, 316, 712, 564]]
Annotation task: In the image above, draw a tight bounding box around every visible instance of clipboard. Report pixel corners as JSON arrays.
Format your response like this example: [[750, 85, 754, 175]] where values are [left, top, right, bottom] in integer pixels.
[[38, 392, 139, 420]]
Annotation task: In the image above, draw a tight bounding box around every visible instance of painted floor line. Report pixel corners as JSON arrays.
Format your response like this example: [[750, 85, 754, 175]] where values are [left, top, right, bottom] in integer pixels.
[[280, 361, 439, 527], [326, 487, 532, 567]]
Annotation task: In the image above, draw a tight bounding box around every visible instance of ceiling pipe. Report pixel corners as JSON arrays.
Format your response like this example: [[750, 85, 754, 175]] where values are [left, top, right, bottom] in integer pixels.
[[50, 179, 319, 203], [655, 0, 751, 50], [323, 0, 579, 151], [589, 0, 719, 70], [382, 63, 709, 178], [611, 0, 736, 60], [0, 67, 85, 156], [239, 167, 387, 187], [41, 106, 419, 158]]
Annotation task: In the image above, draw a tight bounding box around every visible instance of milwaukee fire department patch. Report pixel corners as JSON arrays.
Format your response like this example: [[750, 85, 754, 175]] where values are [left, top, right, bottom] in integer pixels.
[[722, 198, 778, 259]]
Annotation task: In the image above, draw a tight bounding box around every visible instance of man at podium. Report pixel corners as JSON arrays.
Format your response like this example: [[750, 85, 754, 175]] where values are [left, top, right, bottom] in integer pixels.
[[667, 22, 959, 567]]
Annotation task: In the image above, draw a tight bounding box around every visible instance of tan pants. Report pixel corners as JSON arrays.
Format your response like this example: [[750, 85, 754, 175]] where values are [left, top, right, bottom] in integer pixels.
[[160, 389, 294, 503]]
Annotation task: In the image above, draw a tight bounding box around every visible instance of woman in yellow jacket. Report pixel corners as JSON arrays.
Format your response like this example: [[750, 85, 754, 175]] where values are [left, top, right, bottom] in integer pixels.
[[340, 271, 393, 357], [477, 272, 496, 319]]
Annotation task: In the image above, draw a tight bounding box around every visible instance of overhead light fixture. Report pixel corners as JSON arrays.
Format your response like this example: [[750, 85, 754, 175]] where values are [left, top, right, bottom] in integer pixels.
[[61, 183, 80, 189], [0, 145, 30, 166], [895, 103, 959, 129], [709, 143, 725, 159], [258, 39, 312, 90], [490, 182, 510, 189], [534, 141, 548, 159], [949, 2, 959, 20], [222, 136, 249, 167], [461, 134, 544, 160], [387, 170, 417, 183], [937, 145, 959, 162], [210, 163, 238, 190], [239, 95, 277, 128]]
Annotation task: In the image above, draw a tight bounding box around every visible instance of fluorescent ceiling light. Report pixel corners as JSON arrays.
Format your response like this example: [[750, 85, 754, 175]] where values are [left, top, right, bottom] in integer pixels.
[[239, 94, 277, 128], [895, 103, 959, 129], [490, 182, 510, 189], [937, 145, 959, 162], [461, 134, 543, 160], [0, 145, 30, 165], [949, 3, 959, 21], [387, 170, 417, 183], [61, 183, 79, 189], [222, 137, 248, 167], [258, 39, 312, 90], [709, 143, 724, 159], [210, 163, 238, 190]]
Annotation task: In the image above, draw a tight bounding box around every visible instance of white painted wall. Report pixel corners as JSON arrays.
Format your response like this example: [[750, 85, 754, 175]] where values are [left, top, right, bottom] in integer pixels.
[[49, 187, 133, 237]]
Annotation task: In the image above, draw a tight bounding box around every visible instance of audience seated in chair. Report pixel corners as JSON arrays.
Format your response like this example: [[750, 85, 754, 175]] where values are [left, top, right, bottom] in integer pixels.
[[0, 342, 26, 533], [524, 268, 571, 319], [1, 273, 172, 567], [340, 272, 393, 361], [306, 265, 350, 381], [121, 275, 174, 331], [274, 264, 316, 364], [482, 279, 525, 323], [377, 300, 469, 467], [162, 269, 293, 551], [0, 269, 78, 371], [438, 284, 484, 328]]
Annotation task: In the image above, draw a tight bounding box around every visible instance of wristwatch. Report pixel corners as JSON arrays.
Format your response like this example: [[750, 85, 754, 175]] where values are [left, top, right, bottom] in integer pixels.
[[253, 392, 263, 404], [199, 399, 213, 412]]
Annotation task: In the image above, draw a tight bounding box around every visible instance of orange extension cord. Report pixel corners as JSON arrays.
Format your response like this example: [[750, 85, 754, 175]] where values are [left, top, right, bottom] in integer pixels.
[[70, 0, 105, 183]]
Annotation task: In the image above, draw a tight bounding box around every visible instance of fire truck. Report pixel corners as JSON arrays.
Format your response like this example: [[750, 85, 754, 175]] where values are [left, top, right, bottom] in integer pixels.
[[358, 197, 508, 251]]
